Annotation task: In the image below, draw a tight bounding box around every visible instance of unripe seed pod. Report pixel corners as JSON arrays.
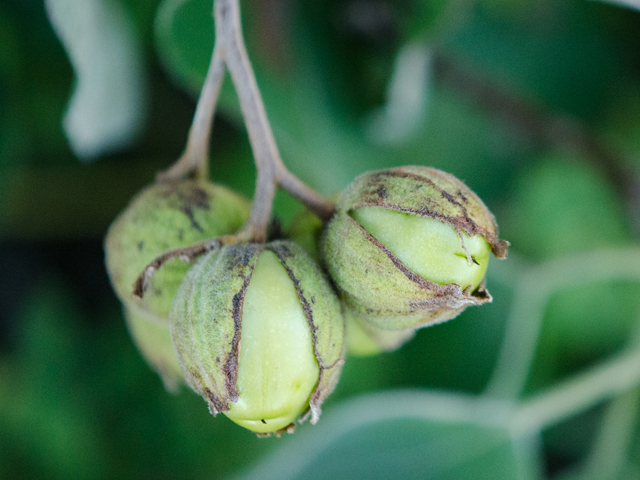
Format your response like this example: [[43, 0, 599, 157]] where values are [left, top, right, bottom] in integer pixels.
[[170, 240, 345, 435], [123, 304, 183, 391], [345, 308, 415, 356], [105, 180, 250, 316], [322, 166, 508, 330], [104, 180, 250, 388], [287, 211, 416, 356], [285, 209, 324, 264]]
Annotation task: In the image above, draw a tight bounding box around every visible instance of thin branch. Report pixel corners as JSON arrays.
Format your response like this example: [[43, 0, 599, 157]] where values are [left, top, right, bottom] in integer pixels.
[[134, 0, 336, 299], [433, 55, 640, 234], [216, 0, 284, 175], [158, 42, 226, 181], [215, 0, 334, 238], [485, 248, 640, 399], [577, 388, 640, 480], [132, 238, 221, 299], [278, 169, 336, 222], [509, 346, 640, 437], [216, 0, 281, 242], [575, 313, 640, 479], [131, 231, 252, 299]]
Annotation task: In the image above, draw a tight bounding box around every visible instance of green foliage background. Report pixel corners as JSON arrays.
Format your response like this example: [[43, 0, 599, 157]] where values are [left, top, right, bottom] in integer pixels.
[[2, 0, 640, 478]]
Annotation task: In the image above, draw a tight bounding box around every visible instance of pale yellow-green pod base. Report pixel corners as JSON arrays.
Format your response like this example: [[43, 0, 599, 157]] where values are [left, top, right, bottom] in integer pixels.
[[345, 309, 415, 356], [124, 304, 183, 392], [345, 313, 383, 357], [225, 251, 320, 433], [351, 207, 491, 291]]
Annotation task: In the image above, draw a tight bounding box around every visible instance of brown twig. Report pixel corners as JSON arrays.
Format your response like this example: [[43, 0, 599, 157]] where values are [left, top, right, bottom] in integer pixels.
[[216, 0, 336, 233], [216, 0, 281, 243], [157, 43, 225, 182], [131, 231, 253, 299], [433, 55, 640, 234], [134, 0, 336, 299], [278, 169, 336, 222], [132, 238, 221, 299]]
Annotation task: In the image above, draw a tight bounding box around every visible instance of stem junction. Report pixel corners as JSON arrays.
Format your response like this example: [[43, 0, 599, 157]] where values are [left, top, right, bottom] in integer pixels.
[[134, 0, 334, 299]]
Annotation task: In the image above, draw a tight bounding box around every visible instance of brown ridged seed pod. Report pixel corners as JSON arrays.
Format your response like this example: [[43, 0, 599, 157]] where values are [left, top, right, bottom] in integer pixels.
[[170, 240, 345, 436], [104, 180, 251, 389], [321, 166, 508, 331], [105, 180, 250, 316]]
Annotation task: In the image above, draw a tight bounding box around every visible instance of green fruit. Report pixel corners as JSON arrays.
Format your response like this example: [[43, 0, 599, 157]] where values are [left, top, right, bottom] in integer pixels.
[[351, 208, 491, 291], [322, 166, 508, 330], [105, 180, 250, 316], [345, 309, 415, 357], [285, 209, 324, 264], [104, 179, 251, 388], [170, 241, 345, 435], [123, 304, 183, 391]]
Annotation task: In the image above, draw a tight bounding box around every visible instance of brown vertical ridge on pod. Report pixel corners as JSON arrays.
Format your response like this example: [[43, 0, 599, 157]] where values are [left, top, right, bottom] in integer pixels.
[[349, 215, 488, 303], [306, 344, 345, 424], [346, 167, 508, 257], [223, 243, 262, 403], [182, 251, 230, 413], [224, 271, 252, 402], [268, 243, 321, 366], [204, 383, 230, 415], [267, 241, 345, 424]]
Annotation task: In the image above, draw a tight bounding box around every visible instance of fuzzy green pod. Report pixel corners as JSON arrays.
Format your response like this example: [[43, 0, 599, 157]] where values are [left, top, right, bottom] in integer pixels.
[[104, 180, 251, 388], [170, 241, 345, 435], [105, 180, 250, 316], [322, 166, 508, 331], [345, 308, 415, 356], [123, 304, 184, 391]]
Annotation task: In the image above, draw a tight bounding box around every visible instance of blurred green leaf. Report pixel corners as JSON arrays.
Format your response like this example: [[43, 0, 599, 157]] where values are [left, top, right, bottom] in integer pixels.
[[0, 284, 107, 480], [445, 1, 637, 122], [232, 391, 541, 480], [154, 0, 215, 95], [401, 0, 474, 41], [592, 0, 640, 12], [503, 155, 633, 261], [45, 0, 147, 160]]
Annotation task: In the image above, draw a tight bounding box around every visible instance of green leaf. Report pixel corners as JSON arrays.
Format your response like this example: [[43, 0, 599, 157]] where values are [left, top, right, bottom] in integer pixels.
[[44, 0, 147, 160], [591, 0, 640, 12], [233, 391, 541, 480], [503, 155, 633, 261]]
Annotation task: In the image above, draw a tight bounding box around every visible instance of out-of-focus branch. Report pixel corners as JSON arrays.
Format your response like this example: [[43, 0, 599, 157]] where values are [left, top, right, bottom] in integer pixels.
[[157, 44, 226, 182], [433, 55, 640, 234]]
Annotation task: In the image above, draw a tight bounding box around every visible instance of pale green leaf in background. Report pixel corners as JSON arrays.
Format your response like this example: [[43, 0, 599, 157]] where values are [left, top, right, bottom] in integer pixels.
[[231, 390, 542, 480], [365, 42, 433, 145], [591, 0, 640, 12], [45, 0, 147, 160]]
